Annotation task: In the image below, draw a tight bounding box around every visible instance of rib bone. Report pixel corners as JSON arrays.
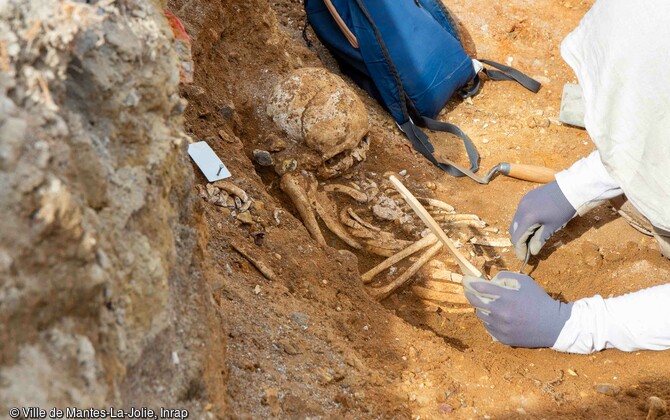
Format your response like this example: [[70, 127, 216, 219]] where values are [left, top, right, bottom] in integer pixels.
[[469, 237, 512, 247], [417, 197, 455, 213], [420, 280, 463, 294], [421, 300, 474, 314], [411, 285, 469, 305], [362, 233, 437, 283], [347, 208, 381, 231], [323, 184, 368, 203], [365, 245, 396, 257], [367, 241, 443, 300], [340, 207, 367, 230], [308, 182, 362, 249], [428, 268, 464, 284]]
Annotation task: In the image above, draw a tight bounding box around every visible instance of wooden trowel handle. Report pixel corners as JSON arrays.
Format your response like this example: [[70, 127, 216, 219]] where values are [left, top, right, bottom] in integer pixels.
[[501, 163, 556, 184]]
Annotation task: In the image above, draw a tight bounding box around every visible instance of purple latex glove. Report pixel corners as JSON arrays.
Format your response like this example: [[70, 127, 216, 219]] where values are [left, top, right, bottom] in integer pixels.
[[510, 181, 576, 260], [463, 272, 574, 348]]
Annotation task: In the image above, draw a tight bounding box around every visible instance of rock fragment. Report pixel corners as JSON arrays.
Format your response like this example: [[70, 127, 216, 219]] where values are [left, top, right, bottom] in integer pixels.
[[253, 149, 274, 166], [595, 383, 621, 397]]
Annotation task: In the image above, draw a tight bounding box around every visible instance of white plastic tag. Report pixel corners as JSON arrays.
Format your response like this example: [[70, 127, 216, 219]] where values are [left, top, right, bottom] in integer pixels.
[[188, 141, 231, 182]]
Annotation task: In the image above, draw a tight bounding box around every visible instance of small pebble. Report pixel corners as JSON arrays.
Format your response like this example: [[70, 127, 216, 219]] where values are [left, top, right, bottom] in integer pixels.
[[266, 134, 287, 152], [625, 387, 640, 398], [254, 285, 261, 295], [409, 346, 418, 361], [253, 149, 274, 166], [218, 129, 235, 143], [291, 312, 309, 329], [276, 158, 297, 175], [219, 106, 235, 119], [595, 383, 621, 397], [236, 211, 253, 225], [280, 339, 302, 355], [399, 169, 407, 176], [438, 404, 453, 414]]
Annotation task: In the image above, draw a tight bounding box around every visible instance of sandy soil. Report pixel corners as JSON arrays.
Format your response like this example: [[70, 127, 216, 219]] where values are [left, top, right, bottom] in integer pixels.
[[170, 0, 670, 417]]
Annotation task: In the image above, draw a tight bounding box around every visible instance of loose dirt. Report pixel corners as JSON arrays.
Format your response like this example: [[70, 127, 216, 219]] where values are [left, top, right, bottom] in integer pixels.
[[170, 0, 670, 417]]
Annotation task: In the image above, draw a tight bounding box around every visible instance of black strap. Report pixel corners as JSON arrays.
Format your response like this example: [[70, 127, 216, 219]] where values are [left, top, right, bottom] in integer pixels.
[[458, 74, 481, 99], [479, 59, 541, 93], [398, 118, 480, 177]]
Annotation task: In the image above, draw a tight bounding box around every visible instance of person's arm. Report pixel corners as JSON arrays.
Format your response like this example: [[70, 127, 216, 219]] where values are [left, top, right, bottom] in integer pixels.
[[463, 272, 670, 353], [555, 150, 624, 215], [552, 284, 670, 353]]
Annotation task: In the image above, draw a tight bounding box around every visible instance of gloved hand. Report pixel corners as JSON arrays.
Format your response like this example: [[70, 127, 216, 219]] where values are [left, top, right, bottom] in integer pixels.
[[463, 272, 573, 348], [510, 181, 576, 260]]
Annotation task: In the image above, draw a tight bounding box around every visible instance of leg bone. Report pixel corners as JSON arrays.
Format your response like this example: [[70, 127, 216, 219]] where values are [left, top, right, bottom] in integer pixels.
[[280, 173, 326, 246]]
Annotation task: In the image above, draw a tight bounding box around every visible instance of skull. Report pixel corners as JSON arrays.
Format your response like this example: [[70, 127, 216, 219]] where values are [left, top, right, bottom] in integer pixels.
[[266, 67, 370, 178]]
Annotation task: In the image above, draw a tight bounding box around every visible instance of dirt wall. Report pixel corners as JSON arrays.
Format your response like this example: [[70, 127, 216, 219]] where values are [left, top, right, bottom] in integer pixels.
[[0, 0, 223, 413]]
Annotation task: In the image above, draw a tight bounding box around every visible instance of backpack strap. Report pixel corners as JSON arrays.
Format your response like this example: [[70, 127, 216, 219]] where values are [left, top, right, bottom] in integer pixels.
[[476, 59, 541, 93], [458, 74, 481, 99], [398, 118, 480, 178], [323, 0, 359, 48]]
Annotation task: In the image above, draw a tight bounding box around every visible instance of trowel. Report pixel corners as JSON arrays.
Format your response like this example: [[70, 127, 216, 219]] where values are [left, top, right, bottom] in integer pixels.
[[430, 83, 590, 184], [435, 154, 556, 185]]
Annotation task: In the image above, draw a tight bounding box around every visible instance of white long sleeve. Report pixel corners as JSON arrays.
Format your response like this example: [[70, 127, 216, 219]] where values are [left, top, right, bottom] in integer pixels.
[[554, 150, 623, 215], [552, 284, 670, 353]]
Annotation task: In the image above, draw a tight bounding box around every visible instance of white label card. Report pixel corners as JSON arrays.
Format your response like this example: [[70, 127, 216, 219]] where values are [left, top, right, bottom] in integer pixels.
[[188, 141, 231, 182]]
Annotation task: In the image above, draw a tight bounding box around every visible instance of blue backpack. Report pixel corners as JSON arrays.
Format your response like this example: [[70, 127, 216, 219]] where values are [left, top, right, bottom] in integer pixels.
[[304, 0, 540, 177]]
